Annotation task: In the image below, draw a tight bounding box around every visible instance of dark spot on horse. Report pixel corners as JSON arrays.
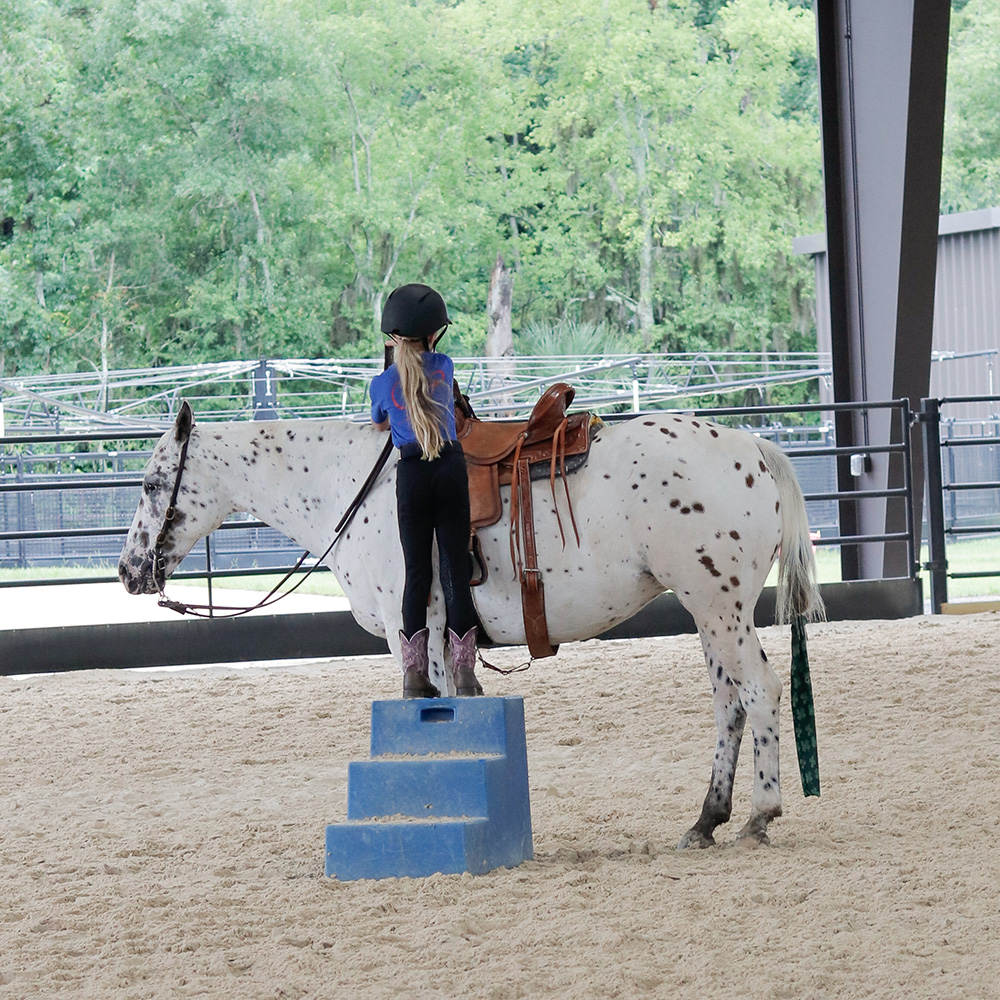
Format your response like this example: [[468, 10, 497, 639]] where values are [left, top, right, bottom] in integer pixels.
[[692, 420, 700, 428], [680, 506, 690, 514], [759, 460, 767, 472], [730, 576, 740, 587], [710, 429, 719, 438], [631, 483, 639, 490], [643, 421, 654, 426], [604, 474, 611, 479], [745, 473, 754, 488], [775, 501, 780, 512], [735, 462, 742, 470], [730, 530, 740, 540], [700, 555, 721, 577], [692, 502, 704, 512]]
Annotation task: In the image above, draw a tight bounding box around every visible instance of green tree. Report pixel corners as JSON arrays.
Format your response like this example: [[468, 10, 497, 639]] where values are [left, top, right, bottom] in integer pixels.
[[940, 0, 1000, 213]]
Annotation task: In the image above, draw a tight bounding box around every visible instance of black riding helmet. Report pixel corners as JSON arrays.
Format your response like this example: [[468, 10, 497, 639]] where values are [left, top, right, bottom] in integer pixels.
[[381, 284, 451, 341]]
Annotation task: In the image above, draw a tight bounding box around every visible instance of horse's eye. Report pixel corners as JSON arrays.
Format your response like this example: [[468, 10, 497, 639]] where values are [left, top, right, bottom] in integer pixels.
[[143, 480, 157, 495]]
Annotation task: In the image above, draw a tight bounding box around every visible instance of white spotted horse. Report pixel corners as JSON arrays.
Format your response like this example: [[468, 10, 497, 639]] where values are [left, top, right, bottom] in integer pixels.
[[119, 399, 823, 847]]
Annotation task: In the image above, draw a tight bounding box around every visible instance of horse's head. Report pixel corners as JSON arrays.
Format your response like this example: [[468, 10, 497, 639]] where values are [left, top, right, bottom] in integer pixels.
[[118, 402, 229, 595]]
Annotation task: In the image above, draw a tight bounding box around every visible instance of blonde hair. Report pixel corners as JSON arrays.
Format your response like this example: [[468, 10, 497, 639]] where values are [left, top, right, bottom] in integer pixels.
[[395, 336, 446, 460]]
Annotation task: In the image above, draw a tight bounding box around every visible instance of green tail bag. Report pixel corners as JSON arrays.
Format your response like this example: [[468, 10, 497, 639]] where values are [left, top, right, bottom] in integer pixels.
[[790, 615, 820, 797]]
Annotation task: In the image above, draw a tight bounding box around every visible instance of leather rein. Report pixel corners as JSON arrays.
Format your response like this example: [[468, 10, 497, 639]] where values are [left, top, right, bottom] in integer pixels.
[[152, 429, 394, 619]]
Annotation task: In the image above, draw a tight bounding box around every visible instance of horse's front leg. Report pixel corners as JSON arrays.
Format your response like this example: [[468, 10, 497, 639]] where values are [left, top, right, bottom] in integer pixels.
[[679, 629, 748, 848]]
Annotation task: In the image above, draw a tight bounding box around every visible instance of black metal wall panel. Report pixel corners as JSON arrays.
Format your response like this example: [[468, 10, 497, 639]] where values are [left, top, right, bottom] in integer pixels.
[[1, 580, 923, 677], [813, 0, 951, 580]]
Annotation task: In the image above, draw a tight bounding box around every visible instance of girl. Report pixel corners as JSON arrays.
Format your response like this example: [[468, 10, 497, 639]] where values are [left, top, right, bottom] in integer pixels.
[[370, 283, 480, 698]]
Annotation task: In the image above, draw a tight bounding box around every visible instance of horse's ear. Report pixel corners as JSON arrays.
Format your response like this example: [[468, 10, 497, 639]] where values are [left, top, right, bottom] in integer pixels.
[[174, 400, 194, 443]]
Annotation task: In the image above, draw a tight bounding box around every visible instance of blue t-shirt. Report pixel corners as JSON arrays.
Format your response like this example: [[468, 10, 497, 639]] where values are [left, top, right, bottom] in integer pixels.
[[370, 352, 457, 450]]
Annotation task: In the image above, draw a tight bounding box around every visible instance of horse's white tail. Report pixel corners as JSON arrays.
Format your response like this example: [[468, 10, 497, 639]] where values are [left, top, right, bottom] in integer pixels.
[[756, 437, 826, 624]]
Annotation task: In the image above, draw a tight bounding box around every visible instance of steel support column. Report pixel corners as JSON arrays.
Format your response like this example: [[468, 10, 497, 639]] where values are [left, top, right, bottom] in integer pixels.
[[814, 0, 950, 578]]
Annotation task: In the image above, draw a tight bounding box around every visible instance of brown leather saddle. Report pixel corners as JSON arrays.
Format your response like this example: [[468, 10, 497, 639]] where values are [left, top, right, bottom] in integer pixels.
[[456, 383, 596, 659]]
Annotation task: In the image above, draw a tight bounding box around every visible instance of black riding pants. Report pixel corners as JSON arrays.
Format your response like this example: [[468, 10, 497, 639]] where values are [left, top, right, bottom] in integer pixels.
[[396, 444, 477, 639]]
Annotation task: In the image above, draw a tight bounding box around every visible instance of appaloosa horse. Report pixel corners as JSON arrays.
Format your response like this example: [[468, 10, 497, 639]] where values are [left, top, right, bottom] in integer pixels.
[[119, 401, 823, 847]]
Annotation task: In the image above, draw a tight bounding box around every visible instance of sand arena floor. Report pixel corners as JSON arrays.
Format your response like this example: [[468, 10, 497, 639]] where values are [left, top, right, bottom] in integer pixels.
[[1, 610, 998, 999]]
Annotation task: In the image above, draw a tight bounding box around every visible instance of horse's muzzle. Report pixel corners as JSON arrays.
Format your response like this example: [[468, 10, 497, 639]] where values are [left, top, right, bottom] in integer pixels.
[[119, 558, 158, 595]]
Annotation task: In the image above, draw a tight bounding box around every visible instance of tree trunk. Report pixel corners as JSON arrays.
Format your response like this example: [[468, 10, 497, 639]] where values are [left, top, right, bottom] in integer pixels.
[[484, 253, 515, 415], [247, 183, 274, 307], [486, 252, 514, 358], [99, 251, 115, 412], [637, 222, 654, 345], [615, 95, 656, 347]]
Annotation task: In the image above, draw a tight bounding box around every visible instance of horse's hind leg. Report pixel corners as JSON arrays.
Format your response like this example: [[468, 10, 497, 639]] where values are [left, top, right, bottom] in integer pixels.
[[678, 627, 748, 849], [681, 619, 783, 847]]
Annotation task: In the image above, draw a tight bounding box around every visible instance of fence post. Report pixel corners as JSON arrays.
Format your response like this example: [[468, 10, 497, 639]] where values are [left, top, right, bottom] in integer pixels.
[[252, 360, 278, 420], [205, 533, 214, 617], [919, 397, 948, 613]]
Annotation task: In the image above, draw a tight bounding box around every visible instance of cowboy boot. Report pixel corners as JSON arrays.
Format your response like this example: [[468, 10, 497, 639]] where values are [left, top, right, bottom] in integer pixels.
[[399, 628, 440, 699], [447, 626, 483, 697]]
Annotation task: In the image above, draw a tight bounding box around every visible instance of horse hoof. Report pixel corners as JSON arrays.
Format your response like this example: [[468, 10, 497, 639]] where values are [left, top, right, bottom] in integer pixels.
[[736, 830, 771, 848], [736, 815, 773, 846], [677, 829, 715, 850]]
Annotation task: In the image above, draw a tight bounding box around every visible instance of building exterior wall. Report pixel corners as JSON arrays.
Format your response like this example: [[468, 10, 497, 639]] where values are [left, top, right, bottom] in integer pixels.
[[795, 207, 1000, 424]]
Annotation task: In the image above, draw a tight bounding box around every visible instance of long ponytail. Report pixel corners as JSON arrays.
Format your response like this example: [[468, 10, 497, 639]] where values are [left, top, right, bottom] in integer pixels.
[[395, 337, 445, 460]]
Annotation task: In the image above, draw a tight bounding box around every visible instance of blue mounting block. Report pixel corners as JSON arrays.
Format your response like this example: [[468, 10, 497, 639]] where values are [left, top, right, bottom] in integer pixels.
[[325, 696, 533, 880]]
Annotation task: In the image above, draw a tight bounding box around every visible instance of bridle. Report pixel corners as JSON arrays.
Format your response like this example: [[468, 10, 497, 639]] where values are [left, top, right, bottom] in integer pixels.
[[151, 430, 191, 596], [151, 427, 394, 619]]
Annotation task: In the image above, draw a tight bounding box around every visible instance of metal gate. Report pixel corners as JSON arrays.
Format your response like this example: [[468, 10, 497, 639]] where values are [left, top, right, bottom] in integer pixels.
[[920, 395, 1000, 612]]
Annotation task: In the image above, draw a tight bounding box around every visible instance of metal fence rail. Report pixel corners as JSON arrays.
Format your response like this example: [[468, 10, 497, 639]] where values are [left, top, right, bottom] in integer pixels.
[[920, 395, 1000, 612], [2, 400, 915, 590]]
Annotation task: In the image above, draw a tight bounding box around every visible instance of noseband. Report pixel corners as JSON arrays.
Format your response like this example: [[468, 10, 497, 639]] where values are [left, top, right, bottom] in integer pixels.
[[152, 431, 192, 595]]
